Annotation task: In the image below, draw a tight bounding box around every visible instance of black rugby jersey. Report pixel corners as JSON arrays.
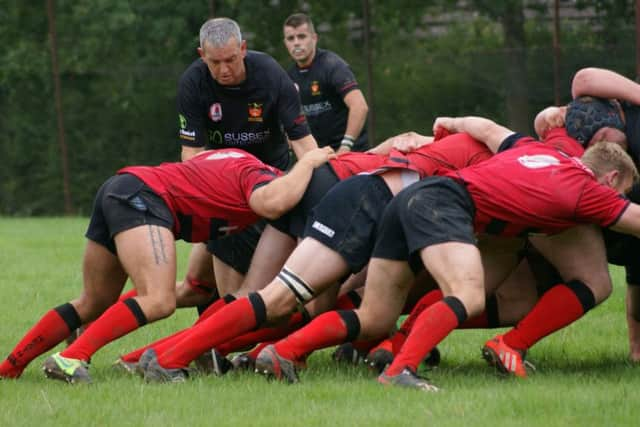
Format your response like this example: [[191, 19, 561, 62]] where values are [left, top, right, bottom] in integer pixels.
[[177, 50, 310, 170], [287, 49, 367, 151]]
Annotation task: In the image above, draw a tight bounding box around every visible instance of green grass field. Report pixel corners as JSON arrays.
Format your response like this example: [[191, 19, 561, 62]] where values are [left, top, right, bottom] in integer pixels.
[[1, 217, 639, 427]]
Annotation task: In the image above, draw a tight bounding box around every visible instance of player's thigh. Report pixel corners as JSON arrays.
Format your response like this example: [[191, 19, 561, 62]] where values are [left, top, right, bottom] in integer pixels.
[[529, 225, 611, 301]]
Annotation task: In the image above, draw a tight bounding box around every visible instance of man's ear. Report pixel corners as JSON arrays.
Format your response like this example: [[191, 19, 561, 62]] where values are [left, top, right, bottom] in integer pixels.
[[197, 47, 204, 58]]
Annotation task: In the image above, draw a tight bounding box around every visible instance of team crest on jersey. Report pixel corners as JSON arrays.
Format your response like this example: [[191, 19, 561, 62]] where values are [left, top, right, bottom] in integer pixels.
[[248, 102, 264, 122], [209, 103, 223, 122], [310, 81, 321, 96]]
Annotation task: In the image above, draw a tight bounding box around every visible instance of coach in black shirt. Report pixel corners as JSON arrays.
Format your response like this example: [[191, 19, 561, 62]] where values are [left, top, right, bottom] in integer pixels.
[[178, 17, 317, 168], [284, 13, 369, 153]]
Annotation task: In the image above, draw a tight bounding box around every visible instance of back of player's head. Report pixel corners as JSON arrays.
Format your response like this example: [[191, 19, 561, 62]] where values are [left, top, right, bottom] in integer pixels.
[[284, 13, 316, 33], [581, 141, 639, 185], [565, 96, 625, 146], [200, 18, 242, 48]]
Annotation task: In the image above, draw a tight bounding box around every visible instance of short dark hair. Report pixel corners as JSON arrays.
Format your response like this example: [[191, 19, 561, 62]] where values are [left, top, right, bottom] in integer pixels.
[[284, 13, 315, 33]]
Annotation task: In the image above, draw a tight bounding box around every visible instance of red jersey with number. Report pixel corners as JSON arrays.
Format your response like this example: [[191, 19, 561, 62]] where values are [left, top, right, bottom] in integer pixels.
[[448, 135, 629, 236], [118, 148, 281, 242]]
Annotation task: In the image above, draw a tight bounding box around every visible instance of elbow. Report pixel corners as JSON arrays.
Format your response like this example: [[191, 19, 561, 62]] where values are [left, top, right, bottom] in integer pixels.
[[257, 200, 289, 220], [571, 68, 598, 98]]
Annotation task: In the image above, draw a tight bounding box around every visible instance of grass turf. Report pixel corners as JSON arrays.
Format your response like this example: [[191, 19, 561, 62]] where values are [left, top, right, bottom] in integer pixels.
[[0, 217, 639, 426]]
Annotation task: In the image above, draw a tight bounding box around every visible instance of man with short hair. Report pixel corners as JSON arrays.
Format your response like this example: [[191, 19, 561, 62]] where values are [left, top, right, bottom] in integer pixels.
[[176, 17, 319, 311], [0, 146, 333, 383], [283, 13, 369, 153]]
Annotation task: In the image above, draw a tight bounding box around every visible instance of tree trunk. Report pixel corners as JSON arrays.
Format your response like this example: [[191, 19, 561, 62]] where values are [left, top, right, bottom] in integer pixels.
[[46, 0, 73, 214], [362, 0, 376, 144]]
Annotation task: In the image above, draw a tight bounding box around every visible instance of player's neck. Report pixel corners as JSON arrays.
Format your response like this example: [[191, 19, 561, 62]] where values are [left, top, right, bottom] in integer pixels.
[[297, 50, 317, 69]]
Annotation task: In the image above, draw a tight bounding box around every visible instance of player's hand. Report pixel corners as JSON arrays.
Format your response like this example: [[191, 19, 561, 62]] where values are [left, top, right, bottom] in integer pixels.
[[337, 145, 352, 154], [300, 146, 336, 168], [534, 106, 566, 139], [433, 117, 456, 136], [387, 132, 434, 153]]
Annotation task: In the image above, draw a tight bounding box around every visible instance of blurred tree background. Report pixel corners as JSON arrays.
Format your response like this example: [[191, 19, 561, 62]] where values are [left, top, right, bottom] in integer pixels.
[[0, 0, 636, 215]]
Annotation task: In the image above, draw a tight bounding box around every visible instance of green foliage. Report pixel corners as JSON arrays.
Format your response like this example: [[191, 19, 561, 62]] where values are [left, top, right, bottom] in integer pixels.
[[0, 0, 636, 214]]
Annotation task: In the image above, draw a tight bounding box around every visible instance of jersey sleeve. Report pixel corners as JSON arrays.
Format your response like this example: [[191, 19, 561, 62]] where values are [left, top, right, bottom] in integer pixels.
[[327, 55, 359, 98], [239, 163, 281, 202], [275, 69, 311, 142], [177, 71, 208, 148], [497, 133, 536, 152], [575, 178, 631, 227]]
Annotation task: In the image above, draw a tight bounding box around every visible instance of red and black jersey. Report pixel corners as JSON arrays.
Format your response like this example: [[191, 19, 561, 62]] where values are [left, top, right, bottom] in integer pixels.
[[288, 49, 367, 151], [448, 138, 629, 237], [178, 51, 310, 170], [118, 148, 281, 242]]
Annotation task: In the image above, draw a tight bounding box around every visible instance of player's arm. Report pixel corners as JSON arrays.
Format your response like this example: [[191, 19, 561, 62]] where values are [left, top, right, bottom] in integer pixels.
[[533, 106, 567, 139], [338, 89, 369, 153], [368, 131, 433, 155], [177, 76, 208, 161], [182, 146, 205, 161], [289, 134, 319, 159], [572, 67, 640, 104], [433, 116, 512, 153], [249, 147, 335, 219]]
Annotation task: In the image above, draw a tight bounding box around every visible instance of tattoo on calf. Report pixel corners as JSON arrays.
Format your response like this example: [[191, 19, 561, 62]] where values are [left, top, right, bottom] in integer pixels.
[[148, 225, 168, 264]]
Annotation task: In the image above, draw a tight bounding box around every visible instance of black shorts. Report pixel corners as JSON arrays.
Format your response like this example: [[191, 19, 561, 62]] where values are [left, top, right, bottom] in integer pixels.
[[270, 163, 340, 238], [85, 174, 174, 255], [303, 174, 393, 273], [372, 177, 476, 267], [206, 220, 266, 275]]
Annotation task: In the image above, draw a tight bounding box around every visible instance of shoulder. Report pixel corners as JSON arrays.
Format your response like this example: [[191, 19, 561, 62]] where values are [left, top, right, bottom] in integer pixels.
[[316, 49, 348, 67], [179, 59, 208, 85], [247, 50, 284, 74]]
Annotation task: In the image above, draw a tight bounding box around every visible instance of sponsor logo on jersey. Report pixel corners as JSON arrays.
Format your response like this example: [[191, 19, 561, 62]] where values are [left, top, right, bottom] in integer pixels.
[[179, 129, 196, 141], [179, 114, 187, 129], [294, 82, 300, 92], [248, 102, 264, 122], [209, 103, 223, 122], [310, 81, 321, 96], [208, 129, 271, 145], [302, 101, 332, 116], [517, 154, 560, 169], [311, 220, 335, 238]]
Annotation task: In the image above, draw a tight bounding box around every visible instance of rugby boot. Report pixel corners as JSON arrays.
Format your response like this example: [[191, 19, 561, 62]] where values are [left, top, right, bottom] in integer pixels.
[[367, 343, 441, 374], [143, 351, 188, 383], [377, 367, 439, 392], [331, 342, 366, 365], [194, 349, 233, 376], [254, 344, 304, 384], [43, 352, 91, 384], [230, 353, 256, 371], [482, 334, 529, 378]]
